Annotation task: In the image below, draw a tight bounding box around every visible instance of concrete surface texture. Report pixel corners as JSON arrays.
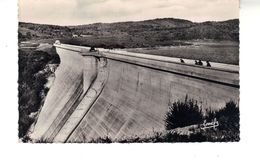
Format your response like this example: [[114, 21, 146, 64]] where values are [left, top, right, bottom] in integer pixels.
[[67, 57, 239, 142], [30, 42, 239, 142], [29, 47, 97, 141], [53, 58, 108, 142]]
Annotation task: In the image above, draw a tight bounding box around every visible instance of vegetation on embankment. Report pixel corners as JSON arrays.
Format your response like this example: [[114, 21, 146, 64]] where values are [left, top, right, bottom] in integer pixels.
[[18, 45, 60, 141]]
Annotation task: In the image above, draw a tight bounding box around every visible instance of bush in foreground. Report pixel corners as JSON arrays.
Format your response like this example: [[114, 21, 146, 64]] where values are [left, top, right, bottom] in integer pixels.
[[165, 96, 203, 130], [164, 98, 239, 142], [204, 101, 240, 141]]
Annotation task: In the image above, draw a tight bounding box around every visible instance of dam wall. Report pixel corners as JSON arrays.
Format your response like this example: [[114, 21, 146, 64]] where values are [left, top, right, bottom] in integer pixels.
[[67, 57, 239, 142], [30, 47, 97, 141], [30, 43, 239, 142], [53, 58, 108, 143]]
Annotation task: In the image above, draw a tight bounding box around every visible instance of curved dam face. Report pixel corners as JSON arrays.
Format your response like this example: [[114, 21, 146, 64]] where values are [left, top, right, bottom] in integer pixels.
[[30, 46, 97, 141], [67, 56, 239, 142], [30, 43, 239, 142]]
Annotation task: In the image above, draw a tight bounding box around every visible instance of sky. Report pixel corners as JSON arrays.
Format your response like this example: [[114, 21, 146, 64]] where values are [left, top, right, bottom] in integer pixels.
[[19, 0, 239, 25]]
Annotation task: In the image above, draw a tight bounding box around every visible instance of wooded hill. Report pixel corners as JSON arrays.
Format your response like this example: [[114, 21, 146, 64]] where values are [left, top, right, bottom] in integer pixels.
[[19, 18, 239, 48]]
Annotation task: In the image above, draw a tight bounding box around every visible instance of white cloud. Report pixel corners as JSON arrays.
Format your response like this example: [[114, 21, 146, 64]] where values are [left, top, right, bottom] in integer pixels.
[[19, 0, 239, 25]]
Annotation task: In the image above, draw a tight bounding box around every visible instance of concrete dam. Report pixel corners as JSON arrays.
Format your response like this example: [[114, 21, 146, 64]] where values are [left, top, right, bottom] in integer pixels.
[[30, 41, 239, 142]]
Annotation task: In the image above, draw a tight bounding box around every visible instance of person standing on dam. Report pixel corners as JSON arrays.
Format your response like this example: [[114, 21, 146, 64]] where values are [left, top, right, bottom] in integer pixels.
[[206, 61, 211, 67]]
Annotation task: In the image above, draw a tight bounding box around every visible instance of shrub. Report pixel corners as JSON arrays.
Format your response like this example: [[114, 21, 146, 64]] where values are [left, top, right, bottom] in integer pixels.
[[190, 101, 240, 142], [165, 96, 203, 130], [215, 101, 239, 131], [204, 101, 240, 141], [18, 48, 60, 140]]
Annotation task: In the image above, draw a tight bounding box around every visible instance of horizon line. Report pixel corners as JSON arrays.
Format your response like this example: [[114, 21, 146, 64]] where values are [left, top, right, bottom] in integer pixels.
[[18, 17, 239, 27]]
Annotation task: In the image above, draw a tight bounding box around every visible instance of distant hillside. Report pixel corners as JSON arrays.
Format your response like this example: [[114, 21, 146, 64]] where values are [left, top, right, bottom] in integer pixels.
[[19, 18, 239, 48], [19, 23, 71, 41]]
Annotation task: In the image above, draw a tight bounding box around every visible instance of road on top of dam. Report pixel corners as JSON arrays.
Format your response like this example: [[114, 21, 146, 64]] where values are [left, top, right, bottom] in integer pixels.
[[55, 43, 239, 73]]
